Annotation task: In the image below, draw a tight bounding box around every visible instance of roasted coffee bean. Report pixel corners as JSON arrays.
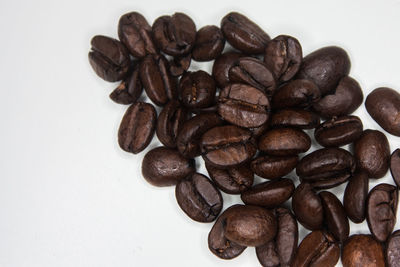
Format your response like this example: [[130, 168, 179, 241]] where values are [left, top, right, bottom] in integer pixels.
[[271, 79, 320, 109], [205, 163, 254, 194], [258, 128, 311, 156], [269, 109, 320, 129], [220, 12, 270, 54], [192, 25, 225, 61], [179, 70, 216, 109], [391, 149, 400, 187], [292, 230, 340, 267], [218, 83, 270, 128], [228, 57, 277, 96], [201, 125, 257, 168], [314, 115, 363, 147], [256, 241, 279, 267], [296, 147, 356, 189], [386, 230, 400, 267], [292, 183, 323, 230], [366, 87, 400, 137], [140, 54, 177, 106], [141, 146, 195, 187], [343, 171, 369, 223], [156, 100, 189, 148], [176, 113, 223, 158], [175, 173, 222, 222], [366, 183, 398, 242], [224, 205, 277, 247], [212, 52, 243, 89], [319, 191, 349, 242], [169, 53, 191, 77], [241, 178, 294, 208], [118, 102, 156, 154], [88, 35, 130, 82], [110, 64, 142, 104], [208, 205, 246, 259], [342, 234, 385, 267], [296, 46, 351, 96], [118, 12, 157, 58], [264, 35, 302, 83], [313, 76, 363, 118], [354, 129, 390, 178], [251, 154, 298, 180], [152, 13, 196, 56]]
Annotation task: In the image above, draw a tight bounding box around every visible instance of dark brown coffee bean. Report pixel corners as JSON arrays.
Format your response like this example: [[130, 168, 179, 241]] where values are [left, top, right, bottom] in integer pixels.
[[313, 76, 363, 118], [152, 13, 196, 56], [366, 87, 400, 137], [292, 183, 323, 230], [156, 100, 189, 148], [314, 115, 363, 147], [201, 125, 257, 168], [269, 109, 320, 129], [319, 191, 349, 242], [212, 52, 243, 89], [140, 54, 177, 106], [251, 155, 298, 180], [292, 230, 340, 267], [258, 128, 311, 156], [205, 163, 254, 194], [88, 35, 130, 82], [256, 241, 279, 267], [391, 149, 400, 187], [224, 205, 277, 247], [192, 25, 225, 61], [354, 129, 390, 178], [109, 64, 143, 104], [179, 70, 216, 109], [241, 178, 294, 208], [296, 46, 351, 96], [366, 183, 398, 242], [141, 146, 195, 187], [271, 79, 320, 109], [264, 35, 302, 83], [175, 173, 222, 222], [220, 12, 270, 54], [342, 234, 385, 267], [118, 102, 156, 154], [343, 171, 369, 223], [386, 230, 400, 267], [169, 53, 191, 77], [297, 148, 356, 189], [218, 83, 270, 128], [118, 12, 157, 58]]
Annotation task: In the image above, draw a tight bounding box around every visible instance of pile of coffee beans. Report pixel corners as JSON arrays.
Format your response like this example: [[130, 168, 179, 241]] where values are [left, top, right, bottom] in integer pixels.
[[88, 11, 400, 267]]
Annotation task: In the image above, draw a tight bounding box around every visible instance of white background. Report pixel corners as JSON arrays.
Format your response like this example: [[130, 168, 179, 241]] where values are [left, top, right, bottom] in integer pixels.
[[1, 0, 400, 266]]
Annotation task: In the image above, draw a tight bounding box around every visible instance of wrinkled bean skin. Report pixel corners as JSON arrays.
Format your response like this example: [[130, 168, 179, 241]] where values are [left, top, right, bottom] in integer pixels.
[[292, 183, 323, 230], [179, 70, 216, 109], [343, 171, 369, 223], [354, 129, 390, 178], [269, 109, 320, 129], [118, 102, 156, 154], [110, 64, 143, 104], [271, 79, 320, 109], [212, 52, 243, 89], [366, 183, 398, 242], [169, 53, 191, 77], [221, 12, 270, 54], [387, 230, 400, 267], [141, 147, 195, 187], [390, 149, 400, 187], [342, 234, 385, 267], [192, 25, 225, 61], [296, 46, 351, 96], [251, 155, 298, 180]]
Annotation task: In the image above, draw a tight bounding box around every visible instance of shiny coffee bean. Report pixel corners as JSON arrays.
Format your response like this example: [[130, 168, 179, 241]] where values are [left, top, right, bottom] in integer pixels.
[[220, 12, 270, 54], [343, 171, 369, 223], [269, 109, 320, 129], [175, 173, 222, 222], [141, 146, 195, 187], [88, 35, 130, 82], [251, 154, 298, 180], [354, 129, 390, 178], [169, 53, 191, 77], [314, 115, 363, 147], [390, 149, 400, 187], [118, 102, 156, 154], [292, 183, 323, 230], [192, 25, 225, 61], [342, 234, 385, 267], [212, 52, 243, 88], [179, 70, 216, 109], [271, 79, 320, 109], [110, 64, 143, 104], [386, 230, 400, 267], [366, 183, 398, 242]]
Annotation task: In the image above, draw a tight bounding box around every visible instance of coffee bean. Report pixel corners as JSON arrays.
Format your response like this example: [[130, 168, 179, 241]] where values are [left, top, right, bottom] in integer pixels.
[[220, 12, 270, 54], [354, 129, 390, 178], [212, 52, 243, 88], [110, 64, 143, 104], [269, 109, 320, 129], [251, 155, 298, 180], [292, 183, 323, 230], [169, 54, 191, 77], [255, 241, 279, 267], [271, 79, 320, 109], [386, 230, 400, 267], [390, 149, 400, 187], [342, 234, 385, 267], [179, 70, 216, 109], [192, 25, 225, 61], [118, 102, 156, 154], [175, 173, 222, 222], [366, 183, 398, 242], [88, 35, 130, 82], [343, 171, 369, 223]]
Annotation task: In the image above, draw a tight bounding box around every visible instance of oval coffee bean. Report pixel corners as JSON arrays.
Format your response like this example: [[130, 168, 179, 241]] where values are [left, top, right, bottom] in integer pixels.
[[141, 146, 195, 187], [354, 129, 390, 178], [269, 109, 320, 129], [271, 79, 320, 109], [118, 102, 156, 154], [292, 183, 323, 230], [220, 12, 270, 54], [175, 173, 222, 222], [241, 178, 294, 208], [391, 149, 400, 187], [366, 183, 398, 242], [296, 46, 351, 96], [192, 25, 225, 61], [387, 230, 400, 267], [109, 64, 143, 105], [343, 171, 369, 223], [88, 35, 130, 82], [218, 83, 270, 128], [258, 128, 311, 156], [251, 155, 298, 180], [342, 234, 385, 267], [314, 115, 363, 147], [169, 53, 191, 77], [179, 70, 216, 109], [212, 52, 243, 89]]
